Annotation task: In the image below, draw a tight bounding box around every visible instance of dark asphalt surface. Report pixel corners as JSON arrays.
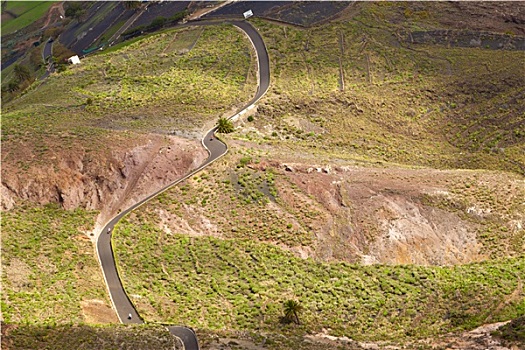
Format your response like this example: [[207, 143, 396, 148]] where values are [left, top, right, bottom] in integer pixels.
[[39, 39, 54, 80], [204, 1, 290, 18], [60, 2, 190, 55], [96, 20, 269, 350], [167, 326, 200, 350], [126, 1, 190, 31], [43, 39, 53, 60], [1, 52, 24, 71], [60, 2, 125, 53]]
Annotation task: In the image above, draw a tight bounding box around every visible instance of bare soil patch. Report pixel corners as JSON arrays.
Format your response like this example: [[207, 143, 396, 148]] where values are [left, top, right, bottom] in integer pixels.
[[41, 2, 65, 29], [2, 133, 207, 237], [280, 164, 486, 265], [80, 299, 118, 324], [4, 258, 32, 293], [146, 137, 523, 266], [408, 30, 525, 51]]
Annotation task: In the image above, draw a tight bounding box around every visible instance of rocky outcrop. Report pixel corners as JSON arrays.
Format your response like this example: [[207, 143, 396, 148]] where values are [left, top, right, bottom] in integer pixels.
[[1, 135, 207, 222], [1, 184, 15, 210], [279, 164, 516, 265]]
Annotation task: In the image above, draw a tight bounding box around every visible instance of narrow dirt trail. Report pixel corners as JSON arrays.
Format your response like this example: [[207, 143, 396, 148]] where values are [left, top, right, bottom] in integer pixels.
[[41, 2, 64, 29]]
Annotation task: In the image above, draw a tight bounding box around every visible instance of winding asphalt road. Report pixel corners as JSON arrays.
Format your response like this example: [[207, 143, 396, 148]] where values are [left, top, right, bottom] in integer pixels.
[[39, 38, 55, 80], [42, 38, 53, 61], [96, 20, 269, 350]]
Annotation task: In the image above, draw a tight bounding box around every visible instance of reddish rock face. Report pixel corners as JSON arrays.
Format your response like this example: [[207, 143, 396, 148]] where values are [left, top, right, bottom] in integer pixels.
[[1, 134, 207, 225], [274, 162, 523, 266]]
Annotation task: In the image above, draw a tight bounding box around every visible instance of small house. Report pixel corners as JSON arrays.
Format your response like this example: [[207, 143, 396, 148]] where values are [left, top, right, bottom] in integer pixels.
[[243, 10, 253, 19], [68, 55, 80, 65]]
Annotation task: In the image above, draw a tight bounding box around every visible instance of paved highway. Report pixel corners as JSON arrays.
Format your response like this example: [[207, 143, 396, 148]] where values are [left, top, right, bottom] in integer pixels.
[[42, 38, 53, 60], [96, 20, 269, 350], [40, 38, 56, 80]]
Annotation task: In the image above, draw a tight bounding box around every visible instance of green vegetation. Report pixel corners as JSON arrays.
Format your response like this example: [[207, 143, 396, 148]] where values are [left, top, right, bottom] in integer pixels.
[[1, 45, 45, 98], [1, 1, 55, 35], [123, 1, 142, 11], [246, 15, 524, 173], [13, 63, 32, 82], [136, 150, 316, 248], [421, 171, 525, 259], [3, 3, 524, 348], [94, 19, 125, 46], [2, 63, 34, 92], [122, 11, 188, 38], [50, 41, 76, 70], [3, 322, 352, 350], [1, 21, 259, 333], [2, 24, 254, 170], [120, 145, 524, 262], [1, 323, 178, 350], [196, 328, 353, 350], [492, 316, 525, 344], [67, 24, 252, 128], [114, 223, 524, 342], [283, 300, 303, 325], [1, 202, 109, 324], [216, 117, 234, 133], [64, 2, 84, 20]]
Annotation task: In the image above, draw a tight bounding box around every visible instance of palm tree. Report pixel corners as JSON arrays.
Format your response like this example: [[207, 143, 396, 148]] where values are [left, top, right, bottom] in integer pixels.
[[6, 80, 19, 92], [216, 117, 234, 133], [283, 299, 303, 325]]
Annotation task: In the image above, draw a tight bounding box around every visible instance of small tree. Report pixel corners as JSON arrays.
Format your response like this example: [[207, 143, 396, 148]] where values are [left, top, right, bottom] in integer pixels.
[[65, 3, 85, 20], [13, 64, 32, 83], [123, 1, 142, 10], [30, 47, 44, 69], [283, 299, 303, 325], [52, 42, 76, 64], [216, 117, 234, 133], [149, 16, 167, 30], [44, 26, 64, 40]]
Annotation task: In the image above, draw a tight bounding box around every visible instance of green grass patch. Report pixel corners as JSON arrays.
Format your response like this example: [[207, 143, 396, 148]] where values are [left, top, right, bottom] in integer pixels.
[[1, 323, 176, 350], [162, 26, 203, 54], [113, 219, 525, 341], [2, 23, 255, 171], [246, 17, 524, 173], [1, 202, 108, 324], [95, 19, 126, 46], [1, 1, 55, 35]]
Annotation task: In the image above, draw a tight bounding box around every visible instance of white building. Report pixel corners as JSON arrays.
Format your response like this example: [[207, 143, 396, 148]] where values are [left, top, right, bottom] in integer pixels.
[[243, 10, 253, 19], [68, 55, 80, 65]]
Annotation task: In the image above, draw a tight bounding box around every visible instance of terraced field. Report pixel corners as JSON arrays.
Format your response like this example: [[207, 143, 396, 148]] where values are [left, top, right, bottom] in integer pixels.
[[1, 1, 55, 35], [247, 17, 524, 173]]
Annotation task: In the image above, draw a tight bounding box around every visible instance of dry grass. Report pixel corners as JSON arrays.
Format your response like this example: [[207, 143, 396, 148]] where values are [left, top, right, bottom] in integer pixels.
[[244, 17, 524, 173]]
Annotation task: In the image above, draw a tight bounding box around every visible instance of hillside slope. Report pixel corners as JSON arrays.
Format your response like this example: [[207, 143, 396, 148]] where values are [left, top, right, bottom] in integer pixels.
[[1, 2, 524, 349]]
